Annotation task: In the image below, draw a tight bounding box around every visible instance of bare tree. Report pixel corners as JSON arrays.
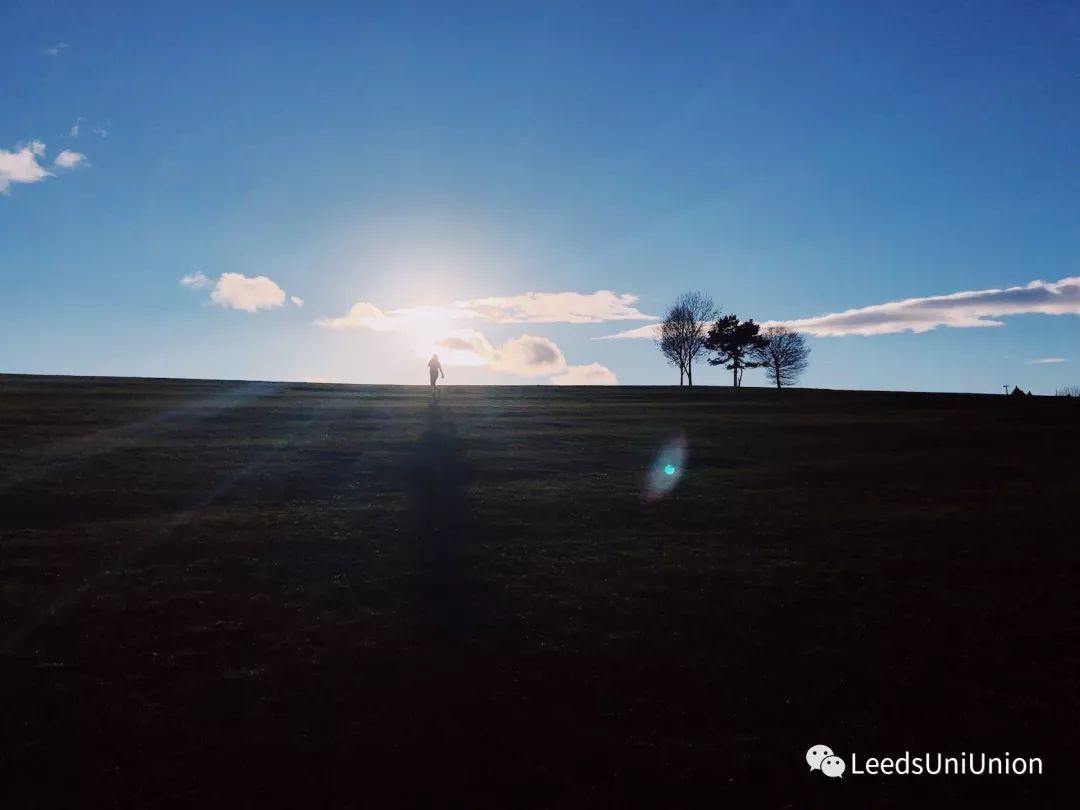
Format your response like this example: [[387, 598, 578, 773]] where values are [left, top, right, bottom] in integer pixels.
[[1055, 385, 1080, 397], [656, 291, 718, 386], [753, 326, 811, 389], [657, 311, 689, 385]]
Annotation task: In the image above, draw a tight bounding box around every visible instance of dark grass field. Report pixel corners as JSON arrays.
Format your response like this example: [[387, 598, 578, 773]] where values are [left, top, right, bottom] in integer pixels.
[[2, 374, 1079, 808]]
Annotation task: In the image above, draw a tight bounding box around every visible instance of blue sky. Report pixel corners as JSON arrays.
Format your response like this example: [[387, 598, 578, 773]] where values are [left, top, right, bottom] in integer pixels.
[[3, 0, 1080, 391]]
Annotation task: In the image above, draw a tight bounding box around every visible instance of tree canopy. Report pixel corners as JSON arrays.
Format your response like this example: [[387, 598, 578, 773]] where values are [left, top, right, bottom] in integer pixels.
[[705, 315, 768, 387]]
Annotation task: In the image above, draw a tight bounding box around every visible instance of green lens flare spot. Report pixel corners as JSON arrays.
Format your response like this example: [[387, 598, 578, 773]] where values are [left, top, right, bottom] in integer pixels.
[[664, 464, 676, 476]]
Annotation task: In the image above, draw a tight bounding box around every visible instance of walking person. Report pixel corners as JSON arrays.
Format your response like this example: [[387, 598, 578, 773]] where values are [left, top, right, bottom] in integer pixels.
[[428, 353, 444, 396]]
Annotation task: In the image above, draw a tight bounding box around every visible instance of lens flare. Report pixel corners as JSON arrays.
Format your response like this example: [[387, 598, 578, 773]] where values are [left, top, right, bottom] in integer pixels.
[[645, 436, 688, 500]]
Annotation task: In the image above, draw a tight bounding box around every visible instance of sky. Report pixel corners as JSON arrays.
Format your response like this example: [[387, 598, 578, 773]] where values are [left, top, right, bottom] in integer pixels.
[[3, 0, 1080, 392]]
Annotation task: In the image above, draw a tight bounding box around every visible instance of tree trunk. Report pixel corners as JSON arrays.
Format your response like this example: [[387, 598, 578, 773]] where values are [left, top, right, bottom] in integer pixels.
[[679, 367, 684, 386], [732, 364, 738, 388], [687, 364, 693, 387]]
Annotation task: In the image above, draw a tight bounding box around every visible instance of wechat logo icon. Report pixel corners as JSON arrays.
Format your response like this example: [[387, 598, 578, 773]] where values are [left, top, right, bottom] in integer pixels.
[[807, 744, 846, 778]]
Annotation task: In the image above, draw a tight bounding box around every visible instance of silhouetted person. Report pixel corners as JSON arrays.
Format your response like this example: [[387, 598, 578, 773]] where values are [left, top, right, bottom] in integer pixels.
[[428, 353, 444, 396]]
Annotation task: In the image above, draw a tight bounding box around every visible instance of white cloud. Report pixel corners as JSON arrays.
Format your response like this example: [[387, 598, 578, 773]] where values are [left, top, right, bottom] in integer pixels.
[[181, 272, 290, 312], [68, 118, 106, 139], [44, 42, 68, 56], [767, 277, 1080, 337], [431, 330, 566, 377], [0, 141, 52, 193], [457, 290, 656, 323], [1030, 357, 1067, 365], [53, 149, 86, 169], [598, 323, 663, 340], [180, 272, 211, 289], [551, 363, 618, 385], [314, 293, 639, 379], [602, 277, 1080, 339], [317, 290, 654, 333], [210, 273, 287, 312], [434, 329, 498, 365], [490, 334, 566, 376], [290, 295, 304, 307], [316, 301, 402, 331]]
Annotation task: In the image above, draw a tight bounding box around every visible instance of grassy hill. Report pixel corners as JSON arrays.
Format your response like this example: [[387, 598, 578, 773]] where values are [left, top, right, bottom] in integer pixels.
[[2, 375, 1078, 807]]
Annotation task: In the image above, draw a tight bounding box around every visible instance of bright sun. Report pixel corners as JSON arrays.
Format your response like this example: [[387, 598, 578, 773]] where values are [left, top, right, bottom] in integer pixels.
[[403, 306, 488, 366]]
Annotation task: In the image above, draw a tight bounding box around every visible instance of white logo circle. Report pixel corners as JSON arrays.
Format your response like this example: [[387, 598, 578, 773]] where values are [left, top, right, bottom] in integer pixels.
[[821, 755, 846, 778], [806, 744, 834, 771]]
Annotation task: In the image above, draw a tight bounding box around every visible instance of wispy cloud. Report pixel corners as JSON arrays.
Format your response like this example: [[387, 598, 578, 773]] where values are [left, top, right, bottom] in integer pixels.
[[315, 293, 627, 381], [551, 363, 618, 385], [602, 277, 1080, 339], [68, 118, 107, 139], [456, 291, 656, 324], [44, 42, 68, 56], [769, 277, 1080, 337], [1029, 357, 1067, 365], [0, 141, 52, 193], [315, 301, 411, 331], [180, 272, 211, 289], [180, 272, 293, 312], [53, 149, 86, 169], [290, 295, 304, 308], [597, 323, 662, 340], [317, 290, 654, 332]]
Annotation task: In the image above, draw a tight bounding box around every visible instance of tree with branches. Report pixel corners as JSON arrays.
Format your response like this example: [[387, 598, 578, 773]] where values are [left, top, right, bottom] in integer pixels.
[[656, 291, 718, 386], [705, 315, 768, 388], [753, 326, 811, 389]]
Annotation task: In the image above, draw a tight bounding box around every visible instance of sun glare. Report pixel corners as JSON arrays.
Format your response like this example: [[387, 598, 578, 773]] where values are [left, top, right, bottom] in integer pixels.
[[404, 305, 488, 366], [406, 306, 460, 352]]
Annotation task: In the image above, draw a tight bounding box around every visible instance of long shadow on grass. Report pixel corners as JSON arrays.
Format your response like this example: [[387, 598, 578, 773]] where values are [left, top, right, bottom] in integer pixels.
[[404, 399, 490, 640]]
